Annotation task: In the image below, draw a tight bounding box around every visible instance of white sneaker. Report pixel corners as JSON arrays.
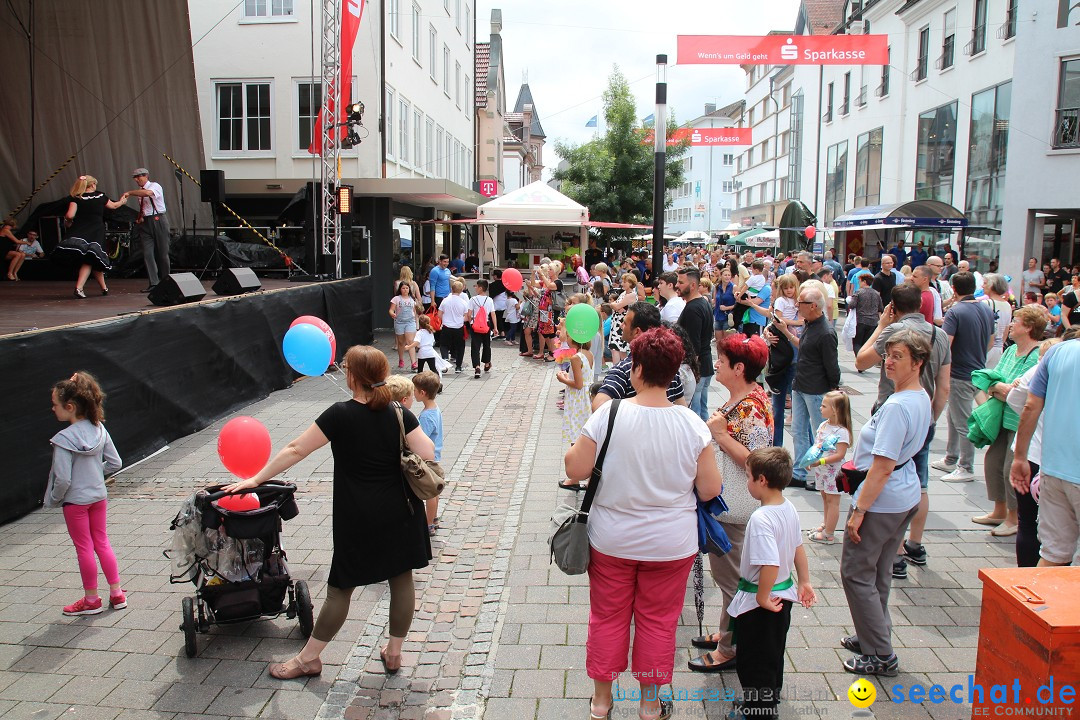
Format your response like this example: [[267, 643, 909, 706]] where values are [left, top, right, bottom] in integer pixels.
[[930, 458, 956, 472], [941, 468, 976, 483]]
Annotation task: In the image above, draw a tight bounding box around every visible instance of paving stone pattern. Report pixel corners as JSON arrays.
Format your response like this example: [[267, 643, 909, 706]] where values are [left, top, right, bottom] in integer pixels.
[[0, 330, 1017, 720]]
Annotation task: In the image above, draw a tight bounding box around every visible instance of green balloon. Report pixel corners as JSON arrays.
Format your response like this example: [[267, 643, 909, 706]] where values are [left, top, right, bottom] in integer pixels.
[[565, 303, 600, 344]]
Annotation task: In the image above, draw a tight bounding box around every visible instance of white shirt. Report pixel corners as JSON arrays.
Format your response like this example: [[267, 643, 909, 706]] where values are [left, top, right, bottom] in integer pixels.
[[504, 298, 520, 323], [930, 287, 943, 322], [581, 401, 711, 561], [663, 256, 679, 272], [660, 295, 685, 323], [493, 291, 507, 311], [726, 500, 803, 618], [439, 294, 468, 328], [415, 329, 436, 359], [467, 295, 495, 324], [138, 181, 166, 215], [1007, 366, 1043, 465]]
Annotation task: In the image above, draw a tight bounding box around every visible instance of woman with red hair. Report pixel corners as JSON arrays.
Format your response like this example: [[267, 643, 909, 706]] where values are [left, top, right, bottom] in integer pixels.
[[688, 333, 774, 674], [565, 327, 723, 720]]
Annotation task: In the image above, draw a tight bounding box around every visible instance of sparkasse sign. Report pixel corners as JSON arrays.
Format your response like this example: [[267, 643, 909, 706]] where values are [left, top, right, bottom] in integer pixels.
[[638, 128, 752, 147], [677, 35, 889, 65]]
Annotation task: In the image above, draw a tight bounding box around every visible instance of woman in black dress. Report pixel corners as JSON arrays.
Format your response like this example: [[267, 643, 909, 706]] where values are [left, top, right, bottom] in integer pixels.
[[224, 345, 435, 679], [58, 175, 128, 298]]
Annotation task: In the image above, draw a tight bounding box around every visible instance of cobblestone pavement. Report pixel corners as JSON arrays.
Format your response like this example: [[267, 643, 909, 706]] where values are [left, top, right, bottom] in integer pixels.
[[0, 329, 1015, 720]]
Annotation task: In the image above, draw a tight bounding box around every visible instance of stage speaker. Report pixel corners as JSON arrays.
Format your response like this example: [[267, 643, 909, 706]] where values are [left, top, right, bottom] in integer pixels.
[[213, 267, 262, 296], [200, 169, 225, 203], [148, 273, 207, 306]]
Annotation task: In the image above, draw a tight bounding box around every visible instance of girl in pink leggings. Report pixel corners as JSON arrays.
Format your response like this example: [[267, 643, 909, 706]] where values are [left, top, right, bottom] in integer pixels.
[[44, 372, 125, 616]]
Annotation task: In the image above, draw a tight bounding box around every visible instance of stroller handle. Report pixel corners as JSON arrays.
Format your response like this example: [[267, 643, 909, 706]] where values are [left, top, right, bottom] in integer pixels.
[[203, 483, 297, 503]]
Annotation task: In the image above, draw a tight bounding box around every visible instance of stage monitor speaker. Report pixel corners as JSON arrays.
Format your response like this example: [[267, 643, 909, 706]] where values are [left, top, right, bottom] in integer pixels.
[[200, 170, 225, 203], [213, 267, 262, 296], [148, 273, 207, 306]]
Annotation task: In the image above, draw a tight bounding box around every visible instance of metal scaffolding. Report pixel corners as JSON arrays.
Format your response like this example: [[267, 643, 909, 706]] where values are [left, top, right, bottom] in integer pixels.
[[319, 0, 342, 278]]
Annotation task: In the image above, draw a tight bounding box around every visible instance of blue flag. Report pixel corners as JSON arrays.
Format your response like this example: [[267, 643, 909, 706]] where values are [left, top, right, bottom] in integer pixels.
[[642, 114, 655, 127], [585, 115, 597, 127]]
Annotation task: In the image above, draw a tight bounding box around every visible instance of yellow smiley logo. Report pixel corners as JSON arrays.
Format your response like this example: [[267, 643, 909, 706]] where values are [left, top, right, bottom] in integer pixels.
[[847, 678, 876, 708]]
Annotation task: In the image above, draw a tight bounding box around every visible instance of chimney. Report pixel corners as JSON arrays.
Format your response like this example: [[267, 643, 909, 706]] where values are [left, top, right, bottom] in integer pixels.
[[491, 9, 502, 35], [705, 103, 716, 115]]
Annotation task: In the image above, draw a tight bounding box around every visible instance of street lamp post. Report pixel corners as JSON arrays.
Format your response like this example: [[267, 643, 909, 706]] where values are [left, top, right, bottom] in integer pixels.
[[651, 54, 667, 282]]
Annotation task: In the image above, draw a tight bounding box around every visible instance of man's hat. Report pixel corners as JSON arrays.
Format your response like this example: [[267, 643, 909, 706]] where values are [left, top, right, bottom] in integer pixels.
[[132, 167, 150, 177]]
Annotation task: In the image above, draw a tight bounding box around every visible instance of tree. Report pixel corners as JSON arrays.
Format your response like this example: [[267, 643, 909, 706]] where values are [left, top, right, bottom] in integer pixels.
[[553, 66, 688, 242]]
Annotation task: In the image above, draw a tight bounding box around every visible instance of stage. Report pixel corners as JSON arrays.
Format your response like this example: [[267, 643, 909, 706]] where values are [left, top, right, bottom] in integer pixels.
[[1, 274, 373, 525]]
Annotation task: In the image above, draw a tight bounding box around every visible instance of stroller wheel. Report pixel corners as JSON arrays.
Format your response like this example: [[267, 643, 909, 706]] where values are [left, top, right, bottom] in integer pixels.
[[181, 597, 198, 658], [197, 601, 210, 633], [295, 581, 314, 639]]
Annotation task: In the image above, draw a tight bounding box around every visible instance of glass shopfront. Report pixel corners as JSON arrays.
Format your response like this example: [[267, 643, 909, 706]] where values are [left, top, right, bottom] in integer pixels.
[[915, 101, 958, 204]]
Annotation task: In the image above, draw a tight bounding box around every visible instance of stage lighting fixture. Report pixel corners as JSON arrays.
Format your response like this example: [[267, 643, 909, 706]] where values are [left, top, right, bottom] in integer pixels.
[[347, 102, 364, 123], [336, 185, 353, 214]]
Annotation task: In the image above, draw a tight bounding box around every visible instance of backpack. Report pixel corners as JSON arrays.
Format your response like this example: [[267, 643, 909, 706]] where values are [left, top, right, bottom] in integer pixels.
[[471, 299, 490, 334]]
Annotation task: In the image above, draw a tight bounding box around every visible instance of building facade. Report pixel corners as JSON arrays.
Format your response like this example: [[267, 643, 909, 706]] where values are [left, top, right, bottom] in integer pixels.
[[664, 101, 741, 236], [502, 84, 546, 193], [998, 0, 1080, 280]]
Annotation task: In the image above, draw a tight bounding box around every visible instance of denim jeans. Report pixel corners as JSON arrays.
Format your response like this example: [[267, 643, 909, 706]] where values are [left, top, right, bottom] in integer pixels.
[[912, 424, 935, 490], [691, 375, 713, 421], [770, 363, 796, 447], [791, 390, 825, 483]]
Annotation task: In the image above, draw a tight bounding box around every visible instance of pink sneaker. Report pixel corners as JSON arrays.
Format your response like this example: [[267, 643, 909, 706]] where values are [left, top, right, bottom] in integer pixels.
[[109, 591, 127, 610], [63, 596, 103, 616], [399, 359, 405, 368]]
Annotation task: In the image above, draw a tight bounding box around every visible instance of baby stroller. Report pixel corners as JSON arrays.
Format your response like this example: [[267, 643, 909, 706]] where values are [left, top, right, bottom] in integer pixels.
[[167, 483, 313, 658]]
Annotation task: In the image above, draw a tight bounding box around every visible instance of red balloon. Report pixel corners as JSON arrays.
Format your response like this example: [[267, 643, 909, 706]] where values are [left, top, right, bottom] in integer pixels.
[[805, 225, 817, 239], [290, 315, 337, 362], [217, 493, 260, 512], [217, 416, 272, 479], [502, 267, 523, 292]]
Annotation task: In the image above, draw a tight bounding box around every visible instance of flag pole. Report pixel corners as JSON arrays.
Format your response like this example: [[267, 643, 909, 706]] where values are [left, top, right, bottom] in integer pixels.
[[651, 55, 668, 283]]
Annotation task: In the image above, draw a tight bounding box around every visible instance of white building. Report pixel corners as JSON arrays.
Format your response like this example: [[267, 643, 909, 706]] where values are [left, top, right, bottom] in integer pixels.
[[998, 0, 1080, 280], [664, 101, 741, 236], [188, 0, 481, 323]]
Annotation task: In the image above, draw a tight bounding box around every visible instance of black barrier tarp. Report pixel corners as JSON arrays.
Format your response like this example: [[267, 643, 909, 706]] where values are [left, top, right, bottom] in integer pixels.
[[0, 276, 372, 525]]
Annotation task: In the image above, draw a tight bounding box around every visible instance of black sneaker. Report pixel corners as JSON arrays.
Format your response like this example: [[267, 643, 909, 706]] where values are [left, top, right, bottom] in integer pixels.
[[844, 653, 899, 677], [892, 557, 908, 580], [840, 635, 862, 654], [902, 540, 927, 566]]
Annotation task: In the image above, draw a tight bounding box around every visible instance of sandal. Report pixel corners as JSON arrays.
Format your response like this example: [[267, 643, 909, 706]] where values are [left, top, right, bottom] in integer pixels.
[[544, 354, 555, 362], [589, 699, 612, 719], [268, 656, 322, 680], [532, 354, 545, 359], [691, 632, 721, 649], [379, 647, 401, 675], [808, 530, 836, 544], [519, 351, 532, 356]]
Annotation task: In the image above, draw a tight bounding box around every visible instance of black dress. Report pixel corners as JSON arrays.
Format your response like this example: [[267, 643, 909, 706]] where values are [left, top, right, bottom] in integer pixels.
[[314, 400, 431, 588], [53, 192, 112, 271]]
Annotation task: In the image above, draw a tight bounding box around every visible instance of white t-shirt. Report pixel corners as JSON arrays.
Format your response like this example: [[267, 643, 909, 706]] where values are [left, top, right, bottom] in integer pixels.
[[439, 294, 469, 328], [415, 329, 436, 359], [581, 401, 711, 561], [467, 295, 495, 325], [1007, 366, 1043, 466], [746, 274, 766, 293], [493, 291, 507, 311], [504, 298, 520, 323], [660, 296, 686, 323], [139, 181, 166, 214], [726, 500, 803, 618]]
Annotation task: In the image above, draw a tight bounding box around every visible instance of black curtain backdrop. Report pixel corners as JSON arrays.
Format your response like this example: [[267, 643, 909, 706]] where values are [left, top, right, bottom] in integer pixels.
[[0, 277, 373, 525]]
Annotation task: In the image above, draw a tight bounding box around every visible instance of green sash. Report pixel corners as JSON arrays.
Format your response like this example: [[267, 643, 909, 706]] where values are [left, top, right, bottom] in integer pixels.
[[729, 576, 795, 645]]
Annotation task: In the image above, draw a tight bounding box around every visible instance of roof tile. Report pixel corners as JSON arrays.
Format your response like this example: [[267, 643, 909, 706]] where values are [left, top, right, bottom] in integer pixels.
[[475, 43, 490, 109]]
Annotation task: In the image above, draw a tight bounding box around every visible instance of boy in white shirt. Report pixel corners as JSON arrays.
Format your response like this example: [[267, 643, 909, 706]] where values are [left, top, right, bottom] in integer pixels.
[[438, 280, 470, 372], [729, 447, 816, 720], [466, 279, 498, 378]]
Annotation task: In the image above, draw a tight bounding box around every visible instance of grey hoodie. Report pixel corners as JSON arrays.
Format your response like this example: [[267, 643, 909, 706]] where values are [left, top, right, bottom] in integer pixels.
[[43, 419, 122, 508]]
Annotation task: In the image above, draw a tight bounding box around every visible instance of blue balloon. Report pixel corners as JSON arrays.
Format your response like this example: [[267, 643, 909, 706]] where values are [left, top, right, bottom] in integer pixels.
[[282, 323, 332, 376]]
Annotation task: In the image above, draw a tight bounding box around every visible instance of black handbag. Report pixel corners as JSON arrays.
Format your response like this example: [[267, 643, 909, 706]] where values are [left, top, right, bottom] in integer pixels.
[[549, 400, 620, 575]]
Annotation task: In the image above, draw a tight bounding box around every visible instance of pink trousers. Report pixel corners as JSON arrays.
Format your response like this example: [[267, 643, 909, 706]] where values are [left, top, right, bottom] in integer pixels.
[[62, 499, 120, 591], [586, 548, 695, 686]]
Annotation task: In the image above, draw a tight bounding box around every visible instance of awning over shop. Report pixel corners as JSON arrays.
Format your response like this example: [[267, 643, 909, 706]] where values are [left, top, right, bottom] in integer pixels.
[[727, 227, 771, 244], [828, 199, 967, 230]]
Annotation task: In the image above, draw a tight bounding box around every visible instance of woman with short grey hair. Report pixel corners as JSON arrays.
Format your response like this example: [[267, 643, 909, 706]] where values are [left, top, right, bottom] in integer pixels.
[[981, 273, 1013, 366], [839, 328, 931, 677]]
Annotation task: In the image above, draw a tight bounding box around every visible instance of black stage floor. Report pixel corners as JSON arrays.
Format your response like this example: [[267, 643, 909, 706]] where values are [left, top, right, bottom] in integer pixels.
[[0, 277, 298, 337]]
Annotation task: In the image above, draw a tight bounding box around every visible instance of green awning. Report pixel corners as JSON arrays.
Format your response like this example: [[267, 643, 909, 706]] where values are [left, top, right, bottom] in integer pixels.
[[727, 227, 769, 244]]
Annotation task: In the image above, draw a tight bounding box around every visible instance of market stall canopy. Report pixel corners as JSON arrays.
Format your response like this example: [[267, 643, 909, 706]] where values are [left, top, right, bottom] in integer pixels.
[[727, 227, 771, 244], [820, 199, 967, 232], [476, 180, 588, 225], [675, 230, 711, 244], [746, 229, 780, 247]]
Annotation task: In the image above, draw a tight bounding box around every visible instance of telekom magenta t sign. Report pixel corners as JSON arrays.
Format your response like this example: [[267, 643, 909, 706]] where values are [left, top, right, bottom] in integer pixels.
[[677, 35, 889, 65]]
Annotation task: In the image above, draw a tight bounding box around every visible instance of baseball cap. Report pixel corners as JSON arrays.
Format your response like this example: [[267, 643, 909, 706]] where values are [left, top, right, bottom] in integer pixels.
[[132, 167, 149, 177]]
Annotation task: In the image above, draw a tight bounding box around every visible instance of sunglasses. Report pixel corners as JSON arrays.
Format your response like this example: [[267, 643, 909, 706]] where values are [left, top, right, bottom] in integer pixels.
[[797, 300, 815, 305]]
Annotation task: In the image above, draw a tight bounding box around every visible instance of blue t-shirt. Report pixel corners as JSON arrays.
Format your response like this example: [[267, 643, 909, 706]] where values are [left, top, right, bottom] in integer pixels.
[[889, 246, 908, 267], [851, 389, 929, 513], [908, 248, 928, 268], [418, 407, 443, 463], [429, 266, 452, 297], [1050, 305, 1062, 326], [1028, 340, 1080, 484], [746, 283, 772, 326], [847, 268, 872, 290]]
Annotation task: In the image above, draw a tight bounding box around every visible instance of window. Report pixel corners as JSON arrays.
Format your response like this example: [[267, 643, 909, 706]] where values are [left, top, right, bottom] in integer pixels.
[[414, 109, 422, 170], [854, 127, 883, 207], [455, 61, 462, 108], [841, 72, 851, 115], [425, 118, 434, 172], [464, 75, 471, 115], [388, 0, 400, 39], [914, 101, 958, 203], [723, 153, 733, 166], [297, 82, 321, 151], [411, 4, 421, 62], [1002, 0, 1018, 40], [760, 140, 770, 161], [824, 140, 848, 223], [969, 0, 987, 56], [455, 0, 462, 32], [1053, 59, 1080, 149], [915, 26, 929, 81], [824, 82, 834, 122], [748, 107, 755, 126], [444, 0, 449, 12], [244, 0, 293, 17], [386, 88, 395, 157], [879, 47, 891, 97], [435, 126, 444, 175], [966, 82, 1010, 237], [443, 45, 450, 95], [747, 147, 755, 166], [941, 9, 956, 70], [722, 181, 734, 193], [216, 81, 271, 153], [399, 97, 410, 164], [429, 26, 438, 81], [465, 6, 471, 47]]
